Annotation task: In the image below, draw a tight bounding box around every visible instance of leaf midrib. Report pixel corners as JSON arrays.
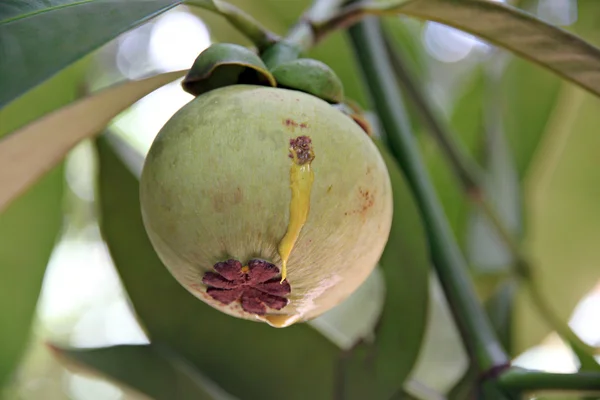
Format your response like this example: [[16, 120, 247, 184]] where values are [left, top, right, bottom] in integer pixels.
[[1, 0, 97, 24]]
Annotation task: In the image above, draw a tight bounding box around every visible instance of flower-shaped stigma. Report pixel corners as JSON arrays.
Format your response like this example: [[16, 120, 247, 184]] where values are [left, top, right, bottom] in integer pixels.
[[202, 259, 291, 315]]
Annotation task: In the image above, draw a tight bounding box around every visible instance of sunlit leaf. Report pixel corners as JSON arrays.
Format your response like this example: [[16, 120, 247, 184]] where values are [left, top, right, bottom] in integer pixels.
[[50, 344, 233, 400], [367, 0, 600, 98], [96, 134, 344, 399], [0, 0, 182, 107], [516, 86, 600, 353], [0, 70, 185, 213], [0, 62, 85, 389], [339, 141, 430, 399]]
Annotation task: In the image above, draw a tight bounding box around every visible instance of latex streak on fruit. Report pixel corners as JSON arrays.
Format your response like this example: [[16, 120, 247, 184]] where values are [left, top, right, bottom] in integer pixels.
[[278, 137, 315, 282]]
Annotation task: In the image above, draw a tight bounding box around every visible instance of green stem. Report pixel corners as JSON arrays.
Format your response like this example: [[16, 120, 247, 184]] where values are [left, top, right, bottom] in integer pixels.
[[185, 0, 279, 51], [286, 0, 347, 53], [260, 0, 346, 69], [499, 368, 600, 393], [347, 17, 509, 372]]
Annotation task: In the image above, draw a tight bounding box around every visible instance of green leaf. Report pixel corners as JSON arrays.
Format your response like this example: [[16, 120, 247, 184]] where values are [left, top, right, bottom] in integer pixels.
[[369, 0, 600, 98], [515, 85, 600, 354], [0, 0, 182, 108], [500, 0, 600, 181], [0, 62, 85, 389], [510, 0, 600, 357], [338, 141, 430, 400], [501, 59, 562, 180], [96, 134, 343, 400], [50, 344, 233, 400], [0, 70, 185, 213]]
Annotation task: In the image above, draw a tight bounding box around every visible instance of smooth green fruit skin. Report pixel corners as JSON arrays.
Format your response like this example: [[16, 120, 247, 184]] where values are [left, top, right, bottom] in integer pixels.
[[140, 85, 393, 324]]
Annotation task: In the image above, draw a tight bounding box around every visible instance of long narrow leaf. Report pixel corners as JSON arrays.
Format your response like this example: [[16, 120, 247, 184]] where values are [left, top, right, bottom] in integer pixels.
[[50, 344, 234, 400], [0, 70, 185, 212], [0, 0, 182, 107]]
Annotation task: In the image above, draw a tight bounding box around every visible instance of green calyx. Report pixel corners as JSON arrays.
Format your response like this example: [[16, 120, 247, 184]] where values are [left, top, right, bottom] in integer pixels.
[[270, 58, 344, 104], [181, 43, 276, 97]]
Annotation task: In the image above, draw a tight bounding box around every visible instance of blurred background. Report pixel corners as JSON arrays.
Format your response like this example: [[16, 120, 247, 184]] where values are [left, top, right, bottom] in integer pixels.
[[2, 0, 600, 398]]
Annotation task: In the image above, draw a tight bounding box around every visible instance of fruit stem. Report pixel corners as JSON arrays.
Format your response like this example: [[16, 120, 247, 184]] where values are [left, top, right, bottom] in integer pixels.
[[185, 0, 279, 51], [260, 0, 346, 69], [347, 16, 509, 372]]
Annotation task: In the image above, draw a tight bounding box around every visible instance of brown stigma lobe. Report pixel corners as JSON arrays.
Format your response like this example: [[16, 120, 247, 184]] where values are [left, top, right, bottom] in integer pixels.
[[202, 259, 291, 315], [289, 136, 315, 165]]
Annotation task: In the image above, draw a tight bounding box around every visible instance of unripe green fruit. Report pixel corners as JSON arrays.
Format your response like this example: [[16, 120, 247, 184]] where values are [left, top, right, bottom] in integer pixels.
[[140, 84, 393, 327]]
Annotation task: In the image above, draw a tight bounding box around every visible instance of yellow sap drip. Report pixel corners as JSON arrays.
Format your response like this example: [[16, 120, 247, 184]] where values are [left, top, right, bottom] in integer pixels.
[[277, 149, 314, 282], [262, 314, 302, 328]]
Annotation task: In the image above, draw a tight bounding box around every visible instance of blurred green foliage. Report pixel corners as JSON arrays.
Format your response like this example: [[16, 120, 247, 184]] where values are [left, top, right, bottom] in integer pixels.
[[0, 60, 87, 388]]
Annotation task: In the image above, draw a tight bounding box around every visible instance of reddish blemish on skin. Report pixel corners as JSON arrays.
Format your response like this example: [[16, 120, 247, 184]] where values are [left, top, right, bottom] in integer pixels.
[[359, 188, 375, 211], [283, 118, 309, 132], [284, 118, 298, 128], [202, 259, 291, 315], [345, 187, 376, 218]]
